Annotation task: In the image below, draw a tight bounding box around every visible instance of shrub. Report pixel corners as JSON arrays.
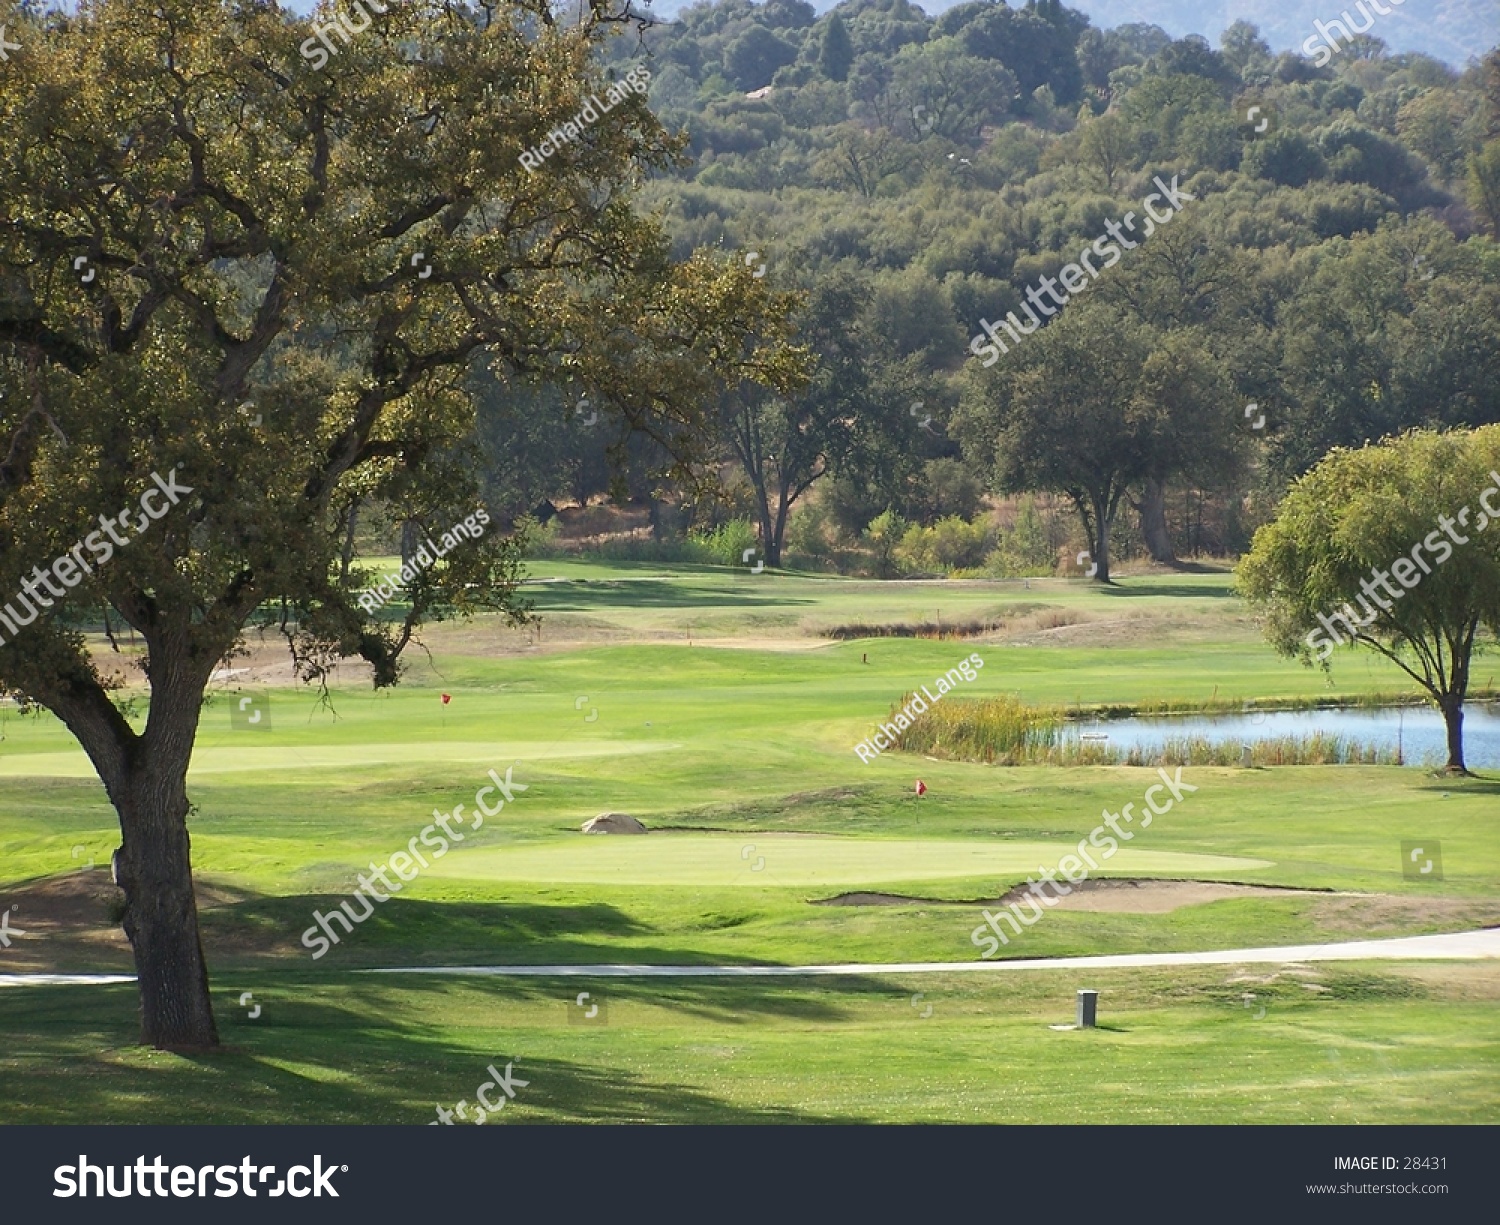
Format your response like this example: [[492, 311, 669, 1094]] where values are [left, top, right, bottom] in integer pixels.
[[862, 509, 909, 578], [689, 518, 760, 567], [894, 515, 994, 574]]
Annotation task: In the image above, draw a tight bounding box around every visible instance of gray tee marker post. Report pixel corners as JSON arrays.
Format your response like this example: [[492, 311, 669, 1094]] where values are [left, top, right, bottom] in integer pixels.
[[1076, 989, 1098, 1029]]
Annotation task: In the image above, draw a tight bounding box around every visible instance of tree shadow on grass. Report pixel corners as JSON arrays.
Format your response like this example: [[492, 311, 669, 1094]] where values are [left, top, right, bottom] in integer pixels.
[[0, 980, 873, 1123], [1410, 774, 1500, 794], [1094, 582, 1237, 600], [336, 970, 911, 1028], [200, 894, 656, 966], [527, 581, 816, 613], [214, 892, 999, 987]]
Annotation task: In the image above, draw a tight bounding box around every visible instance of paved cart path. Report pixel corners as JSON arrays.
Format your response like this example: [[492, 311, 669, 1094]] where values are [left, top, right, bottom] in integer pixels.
[[4, 928, 1495, 988], [358, 927, 1500, 977]]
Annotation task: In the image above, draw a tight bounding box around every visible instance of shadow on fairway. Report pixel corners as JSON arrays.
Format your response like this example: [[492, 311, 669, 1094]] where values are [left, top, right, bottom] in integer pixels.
[[0, 980, 869, 1123], [1095, 583, 1238, 600], [528, 581, 816, 613], [338, 971, 901, 1027], [1411, 774, 1500, 793], [207, 894, 915, 984], [200, 894, 659, 966]]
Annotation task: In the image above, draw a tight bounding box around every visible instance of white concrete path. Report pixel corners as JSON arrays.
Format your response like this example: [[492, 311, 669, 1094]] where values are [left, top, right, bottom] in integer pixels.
[[361, 927, 1500, 979], [4, 928, 1494, 988]]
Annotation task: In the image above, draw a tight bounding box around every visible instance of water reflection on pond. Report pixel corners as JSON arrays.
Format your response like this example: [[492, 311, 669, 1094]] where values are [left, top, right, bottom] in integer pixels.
[[1063, 704, 1500, 768]]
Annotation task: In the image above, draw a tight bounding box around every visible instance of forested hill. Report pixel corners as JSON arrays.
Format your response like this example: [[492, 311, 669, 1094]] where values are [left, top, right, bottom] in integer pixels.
[[636, 0, 1496, 67], [512, 0, 1499, 571]]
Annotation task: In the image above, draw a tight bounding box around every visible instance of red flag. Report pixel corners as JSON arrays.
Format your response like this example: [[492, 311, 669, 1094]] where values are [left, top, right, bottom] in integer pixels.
[[441, 693, 451, 705], [915, 780, 927, 796]]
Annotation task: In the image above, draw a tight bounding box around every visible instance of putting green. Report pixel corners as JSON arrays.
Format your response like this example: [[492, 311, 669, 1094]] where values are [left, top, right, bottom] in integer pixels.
[[0, 740, 677, 778], [424, 833, 1272, 887]]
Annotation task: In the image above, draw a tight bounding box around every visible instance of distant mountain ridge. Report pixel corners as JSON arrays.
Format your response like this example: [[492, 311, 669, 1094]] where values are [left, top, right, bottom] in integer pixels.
[[635, 0, 1496, 68]]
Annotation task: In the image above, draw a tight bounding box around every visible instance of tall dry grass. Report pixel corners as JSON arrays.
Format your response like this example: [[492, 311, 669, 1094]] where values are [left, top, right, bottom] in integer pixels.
[[893, 695, 1399, 766]]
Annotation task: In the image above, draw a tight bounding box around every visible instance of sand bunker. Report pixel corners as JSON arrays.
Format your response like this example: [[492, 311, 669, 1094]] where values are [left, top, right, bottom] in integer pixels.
[[816, 879, 1333, 914]]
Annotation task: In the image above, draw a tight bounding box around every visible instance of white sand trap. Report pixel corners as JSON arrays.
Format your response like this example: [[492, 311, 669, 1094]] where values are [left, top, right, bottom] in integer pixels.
[[1002, 878, 1330, 914], [817, 879, 1331, 913]]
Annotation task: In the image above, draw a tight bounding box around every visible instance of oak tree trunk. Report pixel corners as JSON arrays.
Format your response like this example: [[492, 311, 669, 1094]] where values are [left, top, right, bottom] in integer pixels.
[[114, 757, 218, 1048], [61, 654, 224, 1049], [754, 489, 780, 568], [1137, 477, 1176, 563], [1089, 494, 1112, 583]]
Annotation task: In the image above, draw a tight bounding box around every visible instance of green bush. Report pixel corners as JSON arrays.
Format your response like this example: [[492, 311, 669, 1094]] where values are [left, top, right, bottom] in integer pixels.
[[786, 502, 840, 571], [982, 495, 1059, 576], [895, 515, 993, 574], [689, 518, 760, 567], [862, 509, 909, 577]]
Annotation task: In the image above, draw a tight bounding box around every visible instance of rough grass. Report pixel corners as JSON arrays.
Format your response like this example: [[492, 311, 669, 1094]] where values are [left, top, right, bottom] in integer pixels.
[[2, 566, 1497, 1123], [2, 964, 1496, 1124]]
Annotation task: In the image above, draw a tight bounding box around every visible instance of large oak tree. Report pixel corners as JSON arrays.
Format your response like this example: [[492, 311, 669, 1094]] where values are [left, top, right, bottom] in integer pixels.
[[956, 300, 1233, 583], [0, 0, 801, 1047]]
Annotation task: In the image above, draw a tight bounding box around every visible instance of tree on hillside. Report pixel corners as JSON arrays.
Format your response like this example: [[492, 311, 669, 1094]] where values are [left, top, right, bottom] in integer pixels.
[[1267, 223, 1500, 486], [1468, 141, 1500, 236], [889, 37, 1018, 143], [958, 316, 1143, 586], [1077, 112, 1135, 190], [1238, 428, 1500, 773], [716, 275, 875, 567], [957, 303, 1231, 582], [818, 12, 855, 82], [1126, 335, 1240, 564], [0, 0, 803, 1048], [1464, 49, 1500, 235], [1218, 20, 1271, 79], [945, 0, 1084, 106], [1241, 129, 1326, 186], [1091, 219, 1249, 562], [724, 24, 798, 91]]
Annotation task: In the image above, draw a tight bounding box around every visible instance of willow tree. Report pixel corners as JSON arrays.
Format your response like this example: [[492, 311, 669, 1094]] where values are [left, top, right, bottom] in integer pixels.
[[0, 0, 803, 1048], [1239, 427, 1500, 774]]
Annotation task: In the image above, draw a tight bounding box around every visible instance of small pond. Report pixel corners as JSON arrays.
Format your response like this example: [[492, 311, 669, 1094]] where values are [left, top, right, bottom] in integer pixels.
[[1062, 704, 1500, 768]]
